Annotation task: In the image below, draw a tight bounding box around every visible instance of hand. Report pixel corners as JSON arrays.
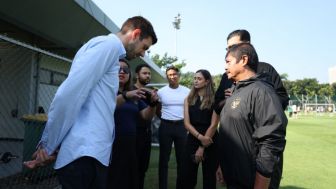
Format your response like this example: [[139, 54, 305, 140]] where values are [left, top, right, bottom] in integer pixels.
[[254, 171, 270, 189], [23, 148, 56, 169], [224, 88, 232, 98], [150, 90, 159, 103], [193, 146, 204, 163], [126, 89, 146, 100], [198, 135, 213, 147], [216, 166, 226, 186]]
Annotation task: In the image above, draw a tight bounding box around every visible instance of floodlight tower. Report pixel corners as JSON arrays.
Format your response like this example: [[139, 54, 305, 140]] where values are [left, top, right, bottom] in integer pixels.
[[172, 13, 181, 57]]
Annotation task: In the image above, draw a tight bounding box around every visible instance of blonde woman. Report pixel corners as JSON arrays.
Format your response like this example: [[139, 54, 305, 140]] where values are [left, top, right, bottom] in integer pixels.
[[182, 69, 219, 189]]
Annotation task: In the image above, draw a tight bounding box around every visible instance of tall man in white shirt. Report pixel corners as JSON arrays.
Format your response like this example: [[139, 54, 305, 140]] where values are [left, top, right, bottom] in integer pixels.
[[157, 66, 190, 189], [24, 16, 157, 189]]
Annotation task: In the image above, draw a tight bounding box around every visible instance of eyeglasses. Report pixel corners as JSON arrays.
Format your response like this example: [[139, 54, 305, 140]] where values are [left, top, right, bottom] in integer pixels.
[[119, 67, 130, 74]]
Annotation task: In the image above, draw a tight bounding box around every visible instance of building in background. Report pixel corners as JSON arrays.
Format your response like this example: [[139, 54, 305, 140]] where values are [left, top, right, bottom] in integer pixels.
[[329, 66, 336, 85], [0, 0, 164, 183]]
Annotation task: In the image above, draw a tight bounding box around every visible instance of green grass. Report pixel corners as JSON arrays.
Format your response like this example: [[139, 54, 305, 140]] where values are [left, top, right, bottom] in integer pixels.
[[280, 114, 336, 189], [144, 146, 226, 189], [144, 114, 336, 189]]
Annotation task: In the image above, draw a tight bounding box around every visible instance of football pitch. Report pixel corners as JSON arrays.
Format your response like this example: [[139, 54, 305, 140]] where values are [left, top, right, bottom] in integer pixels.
[[280, 114, 336, 189], [144, 114, 336, 189]]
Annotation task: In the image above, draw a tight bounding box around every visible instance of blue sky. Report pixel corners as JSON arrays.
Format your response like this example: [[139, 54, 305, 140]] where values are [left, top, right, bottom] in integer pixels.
[[92, 0, 336, 83]]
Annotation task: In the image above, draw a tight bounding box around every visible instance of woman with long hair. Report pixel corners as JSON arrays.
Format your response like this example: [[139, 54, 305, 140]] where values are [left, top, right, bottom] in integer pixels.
[[182, 69, 219, 189], [107, 59, 158, 189]]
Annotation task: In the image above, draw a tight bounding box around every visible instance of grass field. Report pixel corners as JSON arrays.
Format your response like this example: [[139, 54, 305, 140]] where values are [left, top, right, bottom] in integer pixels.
[[144, 114, 336, 189], [280, 114, 336, 189]]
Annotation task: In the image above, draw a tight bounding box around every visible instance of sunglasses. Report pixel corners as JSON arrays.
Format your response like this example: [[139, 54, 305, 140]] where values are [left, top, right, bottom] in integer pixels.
[[119, 67, 130, 74]]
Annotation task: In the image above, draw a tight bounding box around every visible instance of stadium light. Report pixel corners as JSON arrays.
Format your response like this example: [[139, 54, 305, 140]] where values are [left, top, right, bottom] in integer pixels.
[[172, 13, 181, 57]]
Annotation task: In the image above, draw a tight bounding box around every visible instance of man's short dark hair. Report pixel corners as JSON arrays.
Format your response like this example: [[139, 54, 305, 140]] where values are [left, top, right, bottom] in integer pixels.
[[226, 43, 259, 72], [165, 65, 179, 74], [135, 63, 151, 74], [227, 29, 251, 43], [121, 16, 158, 45]]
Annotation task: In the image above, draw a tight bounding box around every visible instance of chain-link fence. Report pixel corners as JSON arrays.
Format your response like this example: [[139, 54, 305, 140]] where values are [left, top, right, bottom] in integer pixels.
[[0, 35, 164, 188], [0, 36, 71, 188]]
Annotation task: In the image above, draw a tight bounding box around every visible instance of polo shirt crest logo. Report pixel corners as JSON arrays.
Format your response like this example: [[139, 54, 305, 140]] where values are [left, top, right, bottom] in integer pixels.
[[231, 97, 241, 109]]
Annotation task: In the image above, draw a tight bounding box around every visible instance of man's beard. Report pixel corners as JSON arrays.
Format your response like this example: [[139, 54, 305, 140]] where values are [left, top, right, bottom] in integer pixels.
[[125, 41, 140, 60], [139, 78, 150, 85]]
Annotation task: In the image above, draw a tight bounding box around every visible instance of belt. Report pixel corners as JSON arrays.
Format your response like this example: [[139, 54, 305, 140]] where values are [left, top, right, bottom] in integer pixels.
[[161, 118, 184, 124]]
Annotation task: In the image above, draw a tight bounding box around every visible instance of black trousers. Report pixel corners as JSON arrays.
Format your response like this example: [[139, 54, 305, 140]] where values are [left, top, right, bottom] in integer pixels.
[[56, 156, 108, 189], [136, 127, 152, 189], [158, 120, 187, 189], [107, 136, 138, 189], [182, 133, 219, 189]]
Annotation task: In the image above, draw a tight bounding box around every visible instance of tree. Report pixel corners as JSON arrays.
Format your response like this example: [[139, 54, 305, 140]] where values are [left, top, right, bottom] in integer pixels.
[[151, 53, 192, 87], [331, 83, 336, 95], [287, 78, 319, 96], [331, 83, 336, 102], [213, 74, 223, 90], [318, 84, 333, 97], [151, 53, 186, 70], [280, 73, 289, 81], [180, 71, 194, 88], [281, 74, 336, 104]]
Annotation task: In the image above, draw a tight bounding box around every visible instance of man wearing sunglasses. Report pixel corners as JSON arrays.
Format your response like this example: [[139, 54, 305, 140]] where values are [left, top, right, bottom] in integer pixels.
[[214, 29, 289, 189], [24, 16, 157, 189]]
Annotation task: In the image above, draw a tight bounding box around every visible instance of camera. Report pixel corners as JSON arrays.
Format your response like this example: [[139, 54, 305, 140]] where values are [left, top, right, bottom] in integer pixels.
[[145, 90, 152, 103]]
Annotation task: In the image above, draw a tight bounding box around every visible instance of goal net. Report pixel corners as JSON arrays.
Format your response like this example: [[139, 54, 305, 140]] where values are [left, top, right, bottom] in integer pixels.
[[303, 103, 335, 113]]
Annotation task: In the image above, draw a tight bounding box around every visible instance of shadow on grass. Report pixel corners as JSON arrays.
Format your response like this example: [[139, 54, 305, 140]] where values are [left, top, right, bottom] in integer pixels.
[[281, 185, 308, 189]]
